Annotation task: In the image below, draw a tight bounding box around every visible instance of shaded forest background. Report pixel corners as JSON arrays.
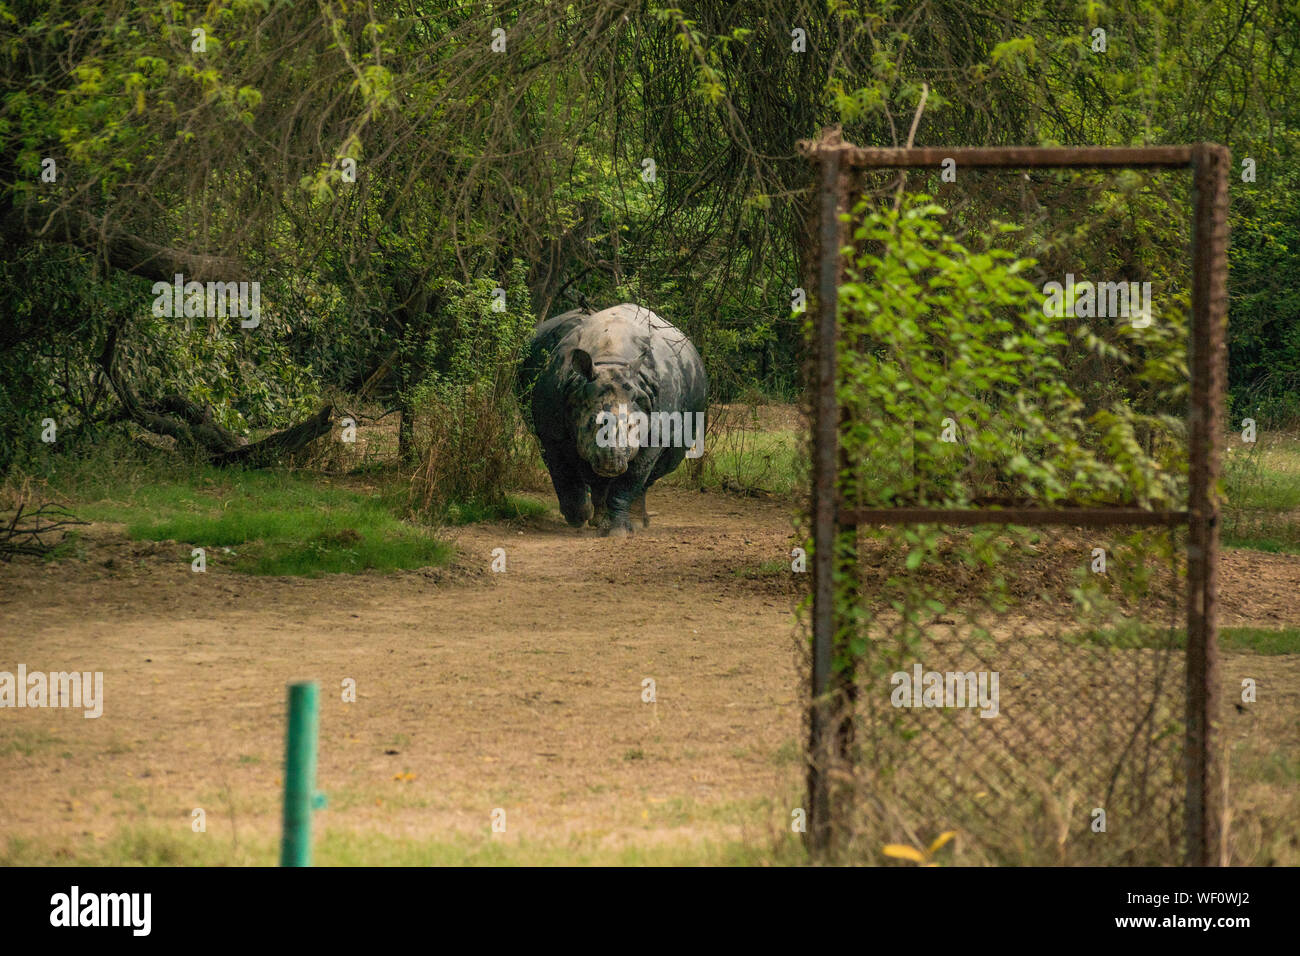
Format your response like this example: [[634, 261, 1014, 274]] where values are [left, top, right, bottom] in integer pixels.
[[2, 0, 1297, 478]]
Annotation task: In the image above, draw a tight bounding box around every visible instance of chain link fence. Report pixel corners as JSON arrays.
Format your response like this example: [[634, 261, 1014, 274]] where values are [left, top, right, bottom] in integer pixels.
[[801, 137, 1228, 865]]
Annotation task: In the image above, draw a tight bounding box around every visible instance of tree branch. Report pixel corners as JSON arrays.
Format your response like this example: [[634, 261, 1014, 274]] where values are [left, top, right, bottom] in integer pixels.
[[7, 203, 243, 282], [97, 319, 334, 466]]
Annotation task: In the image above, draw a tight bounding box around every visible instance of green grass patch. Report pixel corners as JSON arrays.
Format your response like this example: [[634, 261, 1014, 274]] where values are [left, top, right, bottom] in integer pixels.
[[1222, 434, 1300, 552], [0, 728, 65, 757], [1063, 623, 1300, 655], [732, 558, 790, 578], [441, 494, 550, 526], [38, 448, 451, 576], [1236, 751, 1300, 786], [1217, 627, 1300, 655], [663, 426, 803, 496], [1223, 438, 1300, 510], [0, 824, 807, 866], [1222, 519, 1300, 555]]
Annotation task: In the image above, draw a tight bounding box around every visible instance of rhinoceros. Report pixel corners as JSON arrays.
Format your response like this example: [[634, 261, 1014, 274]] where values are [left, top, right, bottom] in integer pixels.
[[517, 303, 707, 536]]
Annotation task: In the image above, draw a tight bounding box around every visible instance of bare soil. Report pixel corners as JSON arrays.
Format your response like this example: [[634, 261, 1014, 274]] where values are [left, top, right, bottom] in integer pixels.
[[0, 487, 1297, 863], [0, 488, 804, 858]]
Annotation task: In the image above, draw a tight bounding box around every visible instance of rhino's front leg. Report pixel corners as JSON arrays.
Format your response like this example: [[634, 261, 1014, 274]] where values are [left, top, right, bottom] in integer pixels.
[[558, 482, 592, 528], [588, 479, 610, 528], [598, 458, 655, 538], [545, 452, 592, 527]]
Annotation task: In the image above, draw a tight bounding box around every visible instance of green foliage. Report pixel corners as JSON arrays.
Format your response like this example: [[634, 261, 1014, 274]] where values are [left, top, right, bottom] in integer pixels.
[[0, 245, 324, 474], [405, 262, 534, 407], [0, 248, 128, 471], [2, 0, 1299, 486], [126, 284, 323, 434], [837, 194, 1186, 513], [821, 194, 1189, 723], [1227, 130, 1300, 426], [405, 261, 539, 518]]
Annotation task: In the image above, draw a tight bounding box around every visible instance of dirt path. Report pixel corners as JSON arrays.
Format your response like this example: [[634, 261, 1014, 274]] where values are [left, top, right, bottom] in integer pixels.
[[0, 488, 805, 860], [2, 487, 1298, 863]]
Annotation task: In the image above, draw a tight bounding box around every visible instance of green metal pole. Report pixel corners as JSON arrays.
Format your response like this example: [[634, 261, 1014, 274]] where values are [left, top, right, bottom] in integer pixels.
[[281, 681, 319, 867]]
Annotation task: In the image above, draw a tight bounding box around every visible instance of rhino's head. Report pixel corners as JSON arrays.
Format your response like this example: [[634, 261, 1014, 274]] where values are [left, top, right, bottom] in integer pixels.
[[566, 348, 649, 478]]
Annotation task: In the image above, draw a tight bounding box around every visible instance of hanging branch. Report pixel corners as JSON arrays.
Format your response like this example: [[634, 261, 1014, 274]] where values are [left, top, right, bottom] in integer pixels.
[[97, 319, 335, 467]]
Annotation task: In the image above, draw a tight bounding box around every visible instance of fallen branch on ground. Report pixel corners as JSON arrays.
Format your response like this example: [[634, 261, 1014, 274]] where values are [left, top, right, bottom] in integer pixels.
[[0, 503, 87, 560]]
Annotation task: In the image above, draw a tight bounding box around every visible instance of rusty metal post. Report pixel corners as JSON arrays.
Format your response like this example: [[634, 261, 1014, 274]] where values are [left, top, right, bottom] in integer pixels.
[[833, 174, 862, 810], [1186, 143, 1228, 866], [807, 146, 843, 855], [799, 141, 1228, 864]]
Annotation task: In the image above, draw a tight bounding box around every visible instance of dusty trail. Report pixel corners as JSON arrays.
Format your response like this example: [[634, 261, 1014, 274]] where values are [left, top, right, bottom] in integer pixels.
[[2, 484, 1298, 862], [0, 488, 805, 858]]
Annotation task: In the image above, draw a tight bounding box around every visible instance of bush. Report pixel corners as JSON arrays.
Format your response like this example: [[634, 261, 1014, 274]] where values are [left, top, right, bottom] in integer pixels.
[[405, 263, 540, 517], [409, 368, 537, 518]]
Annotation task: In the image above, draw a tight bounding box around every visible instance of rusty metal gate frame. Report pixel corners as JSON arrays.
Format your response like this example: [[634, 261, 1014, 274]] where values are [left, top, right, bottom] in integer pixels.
[[803, 142, 1228, 866]]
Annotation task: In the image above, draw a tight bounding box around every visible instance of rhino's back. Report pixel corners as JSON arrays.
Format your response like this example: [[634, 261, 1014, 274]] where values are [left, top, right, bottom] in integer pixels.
[[519, 304, 706, 424], [568, 304, 684, 366]]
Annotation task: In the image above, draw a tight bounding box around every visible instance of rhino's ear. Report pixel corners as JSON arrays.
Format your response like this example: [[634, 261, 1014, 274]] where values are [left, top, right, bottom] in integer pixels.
[[570, 348, 595, 382]]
